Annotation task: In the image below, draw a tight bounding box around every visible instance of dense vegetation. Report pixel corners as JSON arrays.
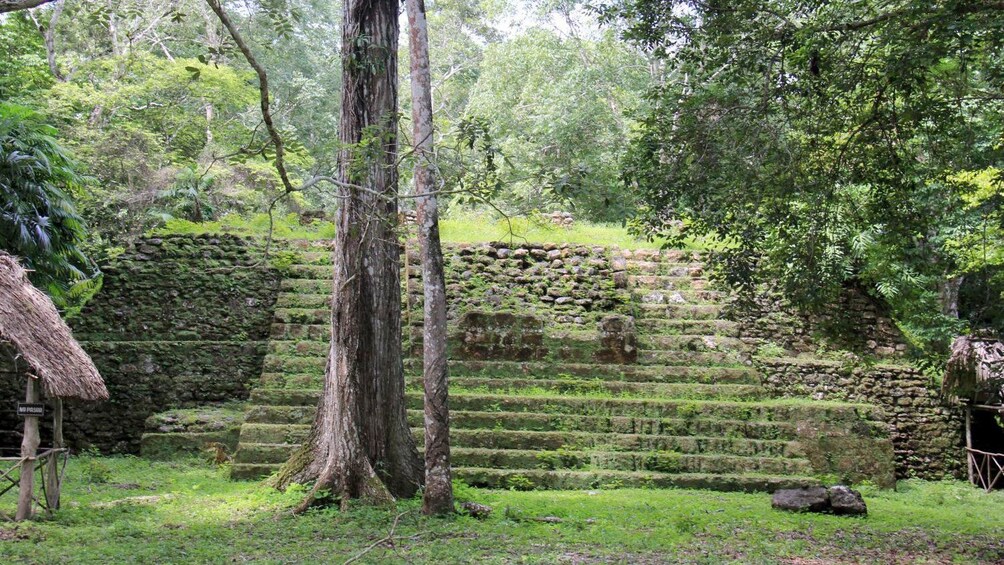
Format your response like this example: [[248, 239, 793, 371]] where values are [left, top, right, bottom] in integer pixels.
[[605, 0, 1004, 358], [0, 1, 1001, 356]]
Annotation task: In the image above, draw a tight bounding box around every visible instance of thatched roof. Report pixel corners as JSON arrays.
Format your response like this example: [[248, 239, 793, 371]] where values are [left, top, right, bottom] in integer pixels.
[[943, 335, 1004, 403], [0, 252, 107, 401]]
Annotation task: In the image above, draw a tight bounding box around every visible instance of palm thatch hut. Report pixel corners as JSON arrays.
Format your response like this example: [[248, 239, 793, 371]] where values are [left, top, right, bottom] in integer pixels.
[[0, 251, 107, 520], [943, 335, 1004, 491], [943, 335, 1004, 404]]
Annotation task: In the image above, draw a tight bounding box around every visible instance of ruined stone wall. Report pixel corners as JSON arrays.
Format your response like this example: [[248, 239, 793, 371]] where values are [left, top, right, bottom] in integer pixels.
[[730, 287, 907, 358], [0, 235, 280, 453], [406, 242, 631, 328], [757, 358, 964, 479]]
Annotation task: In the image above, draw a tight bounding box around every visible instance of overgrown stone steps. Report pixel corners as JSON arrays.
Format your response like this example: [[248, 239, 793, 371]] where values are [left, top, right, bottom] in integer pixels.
[[275, 289, 736, 310], [623, 261, 704, 276], [449, 448, 814, 476], [270, 323, 329, 341], [631, 289, 726, 304], [242, 392, 882, 426], [453, 468, 819, 492], [262, 349, 749, 374], [636, 334, 746, 351], [259, 360, 761, 387], [404, 377, 765, 401], [403, 360, 760, 384], [634, 319, 739, 336], [633, 303, 724, 320], [225, 244, 893, 491], [233, 433, 806, 468], [627, 275, 711, 291], [635, 349, 746, 366], [441, 429, 801, 458], [238, 410, 799, 443]]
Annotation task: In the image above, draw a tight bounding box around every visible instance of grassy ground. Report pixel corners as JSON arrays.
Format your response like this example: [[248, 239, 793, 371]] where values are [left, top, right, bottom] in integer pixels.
[[1, 457, 1002, 564], [155, 211, 716, 250]]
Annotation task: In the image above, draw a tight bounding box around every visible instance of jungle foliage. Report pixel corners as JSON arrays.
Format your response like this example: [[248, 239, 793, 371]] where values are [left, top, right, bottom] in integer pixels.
[[0, 102, 92, 305], [604, 0, 1004, 356]]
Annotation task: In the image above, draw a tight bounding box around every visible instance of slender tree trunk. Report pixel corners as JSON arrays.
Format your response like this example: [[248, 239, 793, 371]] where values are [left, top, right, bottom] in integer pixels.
[[27, 0, 65, 81], [406, 0, 453, 515], [272, 0, 422, 509]]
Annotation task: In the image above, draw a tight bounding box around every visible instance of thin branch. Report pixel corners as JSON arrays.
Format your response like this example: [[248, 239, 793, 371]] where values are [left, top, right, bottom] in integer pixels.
[[205, 0, 295, 193], [342, 511, 408, 565]]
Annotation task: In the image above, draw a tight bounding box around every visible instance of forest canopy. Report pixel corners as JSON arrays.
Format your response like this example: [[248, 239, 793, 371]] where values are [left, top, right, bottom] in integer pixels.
[[0, 0, 1002, 361]]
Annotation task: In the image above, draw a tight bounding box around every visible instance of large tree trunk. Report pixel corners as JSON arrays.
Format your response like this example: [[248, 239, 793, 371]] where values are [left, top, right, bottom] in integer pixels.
[[272, 0, 422, 509], [406, 0, 453, 515]]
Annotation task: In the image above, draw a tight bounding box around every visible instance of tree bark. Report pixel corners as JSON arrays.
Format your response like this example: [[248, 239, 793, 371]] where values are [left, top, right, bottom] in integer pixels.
[[27, 0, 64, 81], [406, 0, 453, 516], [0, 0, 54, 13], [272, 0, 422, 509]]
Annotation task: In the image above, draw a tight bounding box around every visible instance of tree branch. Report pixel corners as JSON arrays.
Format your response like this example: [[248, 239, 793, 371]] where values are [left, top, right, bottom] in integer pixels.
[[0, 0, 55, 13], [204, 0, 295, 194]]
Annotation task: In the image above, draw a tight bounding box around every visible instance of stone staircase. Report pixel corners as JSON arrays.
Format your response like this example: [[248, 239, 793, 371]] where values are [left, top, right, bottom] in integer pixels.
[[229, 243, 893, 492]]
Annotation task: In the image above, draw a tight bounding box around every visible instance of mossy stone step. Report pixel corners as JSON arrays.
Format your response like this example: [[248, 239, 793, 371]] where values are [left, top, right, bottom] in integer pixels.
[[238, 423, 311, 445], [264, 349, 749, 376], [404, 360, 759, 384], [234, 442, 298, 464], [238, 406, 800, 440], [233, 428, 803, 465], [441, 429, 801, 458], [246, 391, 883, 428], [421, 410, 798, 440], [141, 430, 240, 460], [245, 404, 317, 425], [635, 349, 746, 367], [275, 293, 332, 309], [624, 261, 705, 276], [454, 467, 820, 493], [417, 392, 884, 423], [636, 334, 746, 352], [258, 372, 324, 389], [292, 251, 334, 266], [270, 323, 330, 341], [285, 264, 336, 280], [280, 278, 335, 293], [407, 377, 765, 401], [634, 319, 739, 336], [451, 447, 814, 475], [272, 308, 330, 325], [633, 303, 723, 320], [631, 289, 726, 304], [232, 463, 282, 481], [627, 275, 710, 291], [622, 249, 702, 262], [263, 354, 326, 376]]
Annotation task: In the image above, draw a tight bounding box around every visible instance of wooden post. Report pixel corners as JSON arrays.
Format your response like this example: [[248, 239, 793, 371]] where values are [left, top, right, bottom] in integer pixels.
[[965, 404, 974, 485], [16, 376, 40, 521], [45, 397, 63, 510]]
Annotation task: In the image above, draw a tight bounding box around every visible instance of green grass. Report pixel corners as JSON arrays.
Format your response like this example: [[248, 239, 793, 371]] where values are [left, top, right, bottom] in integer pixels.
[[1, 457, 1001, 563], [150, 211, 720, 249]]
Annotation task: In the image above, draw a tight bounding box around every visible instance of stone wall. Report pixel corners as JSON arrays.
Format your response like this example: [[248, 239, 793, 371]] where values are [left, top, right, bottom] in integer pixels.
[[406, 242, 630, 328], [0, 235, 280, 453], [730, 286, 907, 358], [757, 358, 964, 479]]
